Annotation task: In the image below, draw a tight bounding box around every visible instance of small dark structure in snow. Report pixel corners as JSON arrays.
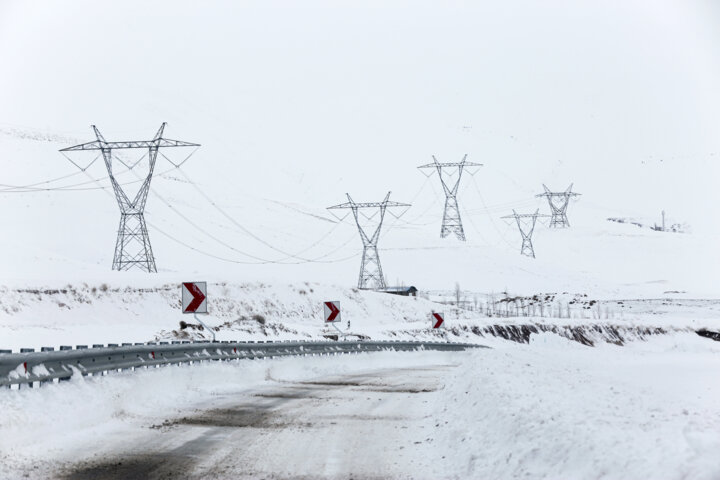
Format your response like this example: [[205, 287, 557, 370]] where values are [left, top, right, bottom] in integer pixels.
[[381, 286, 418, 297]]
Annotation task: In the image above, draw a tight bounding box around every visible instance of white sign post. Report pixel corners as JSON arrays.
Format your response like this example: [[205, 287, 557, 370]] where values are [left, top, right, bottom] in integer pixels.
[[182, 282, 214, 342], [431, 312, 445, 329], [182, 282, 207, 314], [324, 301, 341, 324], [324, 301, 347, 338]]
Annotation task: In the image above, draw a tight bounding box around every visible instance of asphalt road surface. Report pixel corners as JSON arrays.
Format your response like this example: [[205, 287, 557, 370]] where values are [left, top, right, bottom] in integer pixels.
[[60, 362, 455, 480]]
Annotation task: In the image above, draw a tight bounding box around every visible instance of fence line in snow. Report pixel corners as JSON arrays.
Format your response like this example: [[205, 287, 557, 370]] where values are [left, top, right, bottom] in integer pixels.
[[431, 299, 618, 320]]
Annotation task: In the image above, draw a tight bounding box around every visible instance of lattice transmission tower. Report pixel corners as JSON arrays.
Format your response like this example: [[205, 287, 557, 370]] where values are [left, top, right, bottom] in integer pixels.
[[418, 154, 482, 241], [501, 210, 549, 258], [60, 123, 200, 272], [328, 192, 410, 290], [536, 184, 581, 228]]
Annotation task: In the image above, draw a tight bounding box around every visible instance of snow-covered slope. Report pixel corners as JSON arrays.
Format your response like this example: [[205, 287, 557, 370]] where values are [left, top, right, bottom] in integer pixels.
[[1, 278, 718, 351], [1, 125, 718, 298], [2, 335, 719, 479], [1, 1, 719, 347]]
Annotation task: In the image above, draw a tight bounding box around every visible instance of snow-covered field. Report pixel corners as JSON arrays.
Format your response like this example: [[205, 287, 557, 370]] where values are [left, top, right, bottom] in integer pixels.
[[1, 333, 718, 479], [2, 279, 719, 351], [1, 1, 720, 478], [435, 333, 720, 479]]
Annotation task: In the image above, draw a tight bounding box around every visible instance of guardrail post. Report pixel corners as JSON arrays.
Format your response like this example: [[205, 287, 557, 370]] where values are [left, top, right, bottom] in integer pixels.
[[0, 349, 10, 388], [74, 346, 88, 377], [19, 348, 35, 388], [92, 345, 107, 375], [56, 346, 73, 382], [39, 347, 55, 386]]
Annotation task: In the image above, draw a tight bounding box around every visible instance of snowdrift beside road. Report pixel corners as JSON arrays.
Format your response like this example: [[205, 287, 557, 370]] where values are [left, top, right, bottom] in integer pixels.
[[0, 280, 472, 350], [429, 333, 720, 479], [2, 334, 719, 480], [1, 279, 718, 351]]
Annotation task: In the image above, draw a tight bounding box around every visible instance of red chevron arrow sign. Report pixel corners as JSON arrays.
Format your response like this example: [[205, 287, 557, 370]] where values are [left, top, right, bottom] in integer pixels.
[[324, 301, 341, 323], [182, 282, 207, 314], [432, 312, 444, 329]]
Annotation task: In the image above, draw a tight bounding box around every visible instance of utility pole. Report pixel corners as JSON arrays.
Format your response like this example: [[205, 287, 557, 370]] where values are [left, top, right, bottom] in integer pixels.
[[327, 192, 410, 290], [535, 184, 581, 228], [60, 123, 200, 272], [418, 154, 482, 241], [662, 210, 666, 232], [501, 209, 549, 258]]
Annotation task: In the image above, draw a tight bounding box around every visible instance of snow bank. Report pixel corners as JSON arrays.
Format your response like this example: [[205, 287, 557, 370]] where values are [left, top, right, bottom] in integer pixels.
[[2, 334, 719, 479], [0, 280, 481, 350], [426, 332, 720, 479], [2, 280, 717, 351]]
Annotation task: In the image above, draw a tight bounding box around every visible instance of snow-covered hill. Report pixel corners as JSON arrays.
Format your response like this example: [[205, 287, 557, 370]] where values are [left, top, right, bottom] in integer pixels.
[[1, 278, 718, 351], [1, 125, 718, 297], [1, 0, 719, 348]]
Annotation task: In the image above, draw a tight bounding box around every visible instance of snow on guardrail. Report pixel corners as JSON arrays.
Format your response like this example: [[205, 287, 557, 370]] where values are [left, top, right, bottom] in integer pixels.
[[0, 340, 483, 388]]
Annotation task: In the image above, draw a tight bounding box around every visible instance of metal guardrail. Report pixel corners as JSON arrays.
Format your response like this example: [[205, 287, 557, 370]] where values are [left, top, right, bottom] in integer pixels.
[[0, 340, 482, 388]]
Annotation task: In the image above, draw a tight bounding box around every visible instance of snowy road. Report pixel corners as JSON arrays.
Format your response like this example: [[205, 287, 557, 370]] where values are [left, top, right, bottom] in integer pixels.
[[2, 335, 720, 480], [62, 364, 450, 479]]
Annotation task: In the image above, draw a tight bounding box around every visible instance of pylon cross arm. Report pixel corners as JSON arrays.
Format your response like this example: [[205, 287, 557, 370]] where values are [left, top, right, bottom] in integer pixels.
[[535, 192, 581, 198], [501, 214, 550, 219], [59, 141, 104, 151], [60, 139, 200, 151], [417, 162, 483, 168], [328, 201, 410, 209]]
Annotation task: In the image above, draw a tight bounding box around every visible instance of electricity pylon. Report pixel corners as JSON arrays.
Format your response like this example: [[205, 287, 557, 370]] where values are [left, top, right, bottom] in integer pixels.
[[535, 184, 581, 228], [60, 123, 200, 272], [418, 154, 482, 241], [501, 210, 548, 258], [328, 192, 410, 290]]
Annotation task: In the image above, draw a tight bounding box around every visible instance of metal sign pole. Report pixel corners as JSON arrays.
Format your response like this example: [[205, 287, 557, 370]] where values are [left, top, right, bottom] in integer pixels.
[[332, 322, 347, 340], [182, 282, 212, 341], [323, 301, 348, 340], [194, 313, 216, 343]]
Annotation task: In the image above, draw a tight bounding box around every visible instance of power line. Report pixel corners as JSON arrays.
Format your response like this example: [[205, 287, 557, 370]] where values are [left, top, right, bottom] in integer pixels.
[[134, 163, 359, 264], [386, 176, 443, 228], [0, 169, 89, 192], [463, 198, 539, 215], [60, 151, 357, 266], [147, 217, 358, 266], [468, 175, 518, 250], [56, 124, 355, 266], [0, 153, 181, 193], [459, 203, 493, 247], [173, 167, 342, 262], [84, 164, 358, 266]]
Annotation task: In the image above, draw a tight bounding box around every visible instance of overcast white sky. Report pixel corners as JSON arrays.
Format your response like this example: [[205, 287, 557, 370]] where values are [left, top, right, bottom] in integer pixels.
[[1, 0, 719, 230]]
